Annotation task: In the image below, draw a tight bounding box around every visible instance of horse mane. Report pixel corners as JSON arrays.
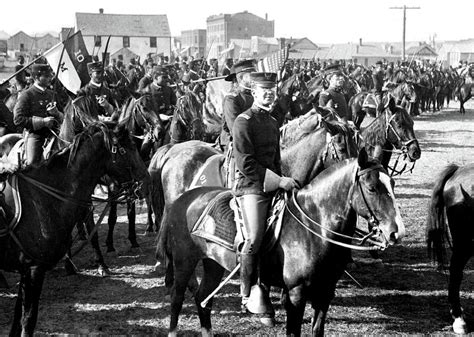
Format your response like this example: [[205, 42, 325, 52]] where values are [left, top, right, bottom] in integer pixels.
[[67, 122, 112, 169], [361, 110, 388, 146], [280, 111, 322, 148], [174, 91, 202, 123]]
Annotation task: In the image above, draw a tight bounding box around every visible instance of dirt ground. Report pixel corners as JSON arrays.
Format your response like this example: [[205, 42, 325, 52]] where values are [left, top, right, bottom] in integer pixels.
[[2, 100, 474, 335]]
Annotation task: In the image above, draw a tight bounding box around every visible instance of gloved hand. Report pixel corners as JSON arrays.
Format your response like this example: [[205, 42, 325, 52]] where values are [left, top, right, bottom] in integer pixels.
[[279, 176, 299, 191], [97, 95, 114, 114], [47, 102, 60, 117], [43, 116, 56, 129], [1, 162, 19, 174]]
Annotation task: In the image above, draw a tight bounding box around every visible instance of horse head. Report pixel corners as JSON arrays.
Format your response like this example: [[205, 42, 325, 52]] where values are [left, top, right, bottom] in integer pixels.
[[279, 73, 311, 118], [68, 121, 149, 194], [350, 149, 405, 246], [384, 100, 421, 162], [170, 92, 205, 142]]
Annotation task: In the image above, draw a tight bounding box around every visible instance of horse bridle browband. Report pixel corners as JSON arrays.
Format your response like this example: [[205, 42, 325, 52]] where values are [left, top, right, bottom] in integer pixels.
[[286, 164, 389, 251]]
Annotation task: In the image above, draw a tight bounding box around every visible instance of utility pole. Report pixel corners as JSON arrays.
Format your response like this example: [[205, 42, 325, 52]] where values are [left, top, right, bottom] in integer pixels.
[[390, 5, 420, 61]]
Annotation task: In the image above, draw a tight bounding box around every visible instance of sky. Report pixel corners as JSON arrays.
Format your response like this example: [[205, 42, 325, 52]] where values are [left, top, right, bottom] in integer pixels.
[[1, 0, 473, 44]]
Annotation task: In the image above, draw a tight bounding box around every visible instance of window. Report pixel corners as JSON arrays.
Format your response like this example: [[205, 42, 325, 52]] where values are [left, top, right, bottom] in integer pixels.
[[94, 36, 101, 47], [20, 43, 24, 51], [150, 37, 157, 48], [194, 36, 198, 44], [123, 36, 130, 48]]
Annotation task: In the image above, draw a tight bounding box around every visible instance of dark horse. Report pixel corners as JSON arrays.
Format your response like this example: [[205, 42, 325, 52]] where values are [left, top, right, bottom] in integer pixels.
[[58, 95, 154, 273], [148, 111, 358, 231], [156, 150, 405, 336], [0, 122, 148, 336], [349, 96, 421, 173], [168, 91, 207, 144], [426, 163, 474, 334]]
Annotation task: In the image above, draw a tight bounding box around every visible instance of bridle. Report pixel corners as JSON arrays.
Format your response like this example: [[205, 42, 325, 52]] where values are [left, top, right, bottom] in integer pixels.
[[286, 164, 389, 251], [171, 94, 204, 142]]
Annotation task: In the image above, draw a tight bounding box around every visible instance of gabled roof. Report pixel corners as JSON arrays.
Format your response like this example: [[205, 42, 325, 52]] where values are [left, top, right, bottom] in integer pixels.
[[230, 11, 267, 21], [405, 43, 437, 57], [9, 31, 33, 39], [285, 37, 318, 50], [313, 43, 392, 60], [76, 12, 171, 37]]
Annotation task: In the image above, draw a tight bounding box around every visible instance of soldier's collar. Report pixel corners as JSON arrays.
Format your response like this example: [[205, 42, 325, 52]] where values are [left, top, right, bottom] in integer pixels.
[[253, 103, 271, 112], [33, 83, 47, 92]]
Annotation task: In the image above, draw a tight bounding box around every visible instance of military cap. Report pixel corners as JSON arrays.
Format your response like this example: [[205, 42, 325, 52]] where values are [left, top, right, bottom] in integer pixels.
[[323, 64, 342, 76], [249, 72, 277, 87], [31, 64, 53, 78], [375, 60, 383, 66], [152, 65, 168, 77], [87, 61, 103, 73], [225, 59, 256, 81]]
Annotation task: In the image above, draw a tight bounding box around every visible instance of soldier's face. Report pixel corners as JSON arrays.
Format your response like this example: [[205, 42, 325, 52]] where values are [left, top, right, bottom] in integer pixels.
[[252, 85, 276, 107], [91, 70, 104, 82], [329, 74, 344, 89], [36, 73, 53, 87]]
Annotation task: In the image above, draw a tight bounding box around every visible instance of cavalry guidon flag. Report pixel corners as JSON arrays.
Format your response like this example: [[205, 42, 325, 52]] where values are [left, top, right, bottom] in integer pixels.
[[257, 47, 289, 74], [44, 31, 91, 94]]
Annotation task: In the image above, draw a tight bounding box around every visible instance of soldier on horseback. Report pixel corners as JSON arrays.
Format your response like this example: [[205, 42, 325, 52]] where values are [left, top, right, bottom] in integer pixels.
[[319, 64, 350, 122], [77, 61, 119, 121], [219, 59, 256, 151], [233, 72, 298, 313], [13, 64, 63, 166], [144, 66, 176, 121], [372, 60, 385, 115]]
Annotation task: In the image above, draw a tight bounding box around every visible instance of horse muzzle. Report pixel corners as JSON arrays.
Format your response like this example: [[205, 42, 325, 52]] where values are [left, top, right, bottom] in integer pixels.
[[406, 139, 421, 162]]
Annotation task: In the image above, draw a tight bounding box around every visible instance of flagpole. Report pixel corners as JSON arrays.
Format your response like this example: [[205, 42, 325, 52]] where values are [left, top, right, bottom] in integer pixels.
[[0, 31, 82, 86], [52, 30, 73, 102]]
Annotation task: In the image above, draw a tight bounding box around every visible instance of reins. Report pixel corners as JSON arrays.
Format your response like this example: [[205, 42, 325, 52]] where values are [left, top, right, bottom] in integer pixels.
[[286, 165, 388, 251]]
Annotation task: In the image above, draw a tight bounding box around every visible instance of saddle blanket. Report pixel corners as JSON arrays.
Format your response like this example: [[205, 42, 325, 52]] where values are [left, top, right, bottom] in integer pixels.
[[191, 190, 286, 253], [189, 154, 225, 189]]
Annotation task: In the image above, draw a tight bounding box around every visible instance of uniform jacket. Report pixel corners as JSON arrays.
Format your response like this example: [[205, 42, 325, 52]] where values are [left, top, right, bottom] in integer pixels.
[[145, 83, 177, 116], [78, 81, 115, 117], [372, 69, 385, 93], [220, 89, 254, 147], [319, 88, 349, 120], [13, 84, 55, 136], [232, 106, 281, 196]]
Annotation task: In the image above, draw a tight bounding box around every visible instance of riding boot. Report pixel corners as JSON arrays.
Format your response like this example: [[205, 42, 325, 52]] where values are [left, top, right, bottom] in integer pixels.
[[240, 253, 258, 311]]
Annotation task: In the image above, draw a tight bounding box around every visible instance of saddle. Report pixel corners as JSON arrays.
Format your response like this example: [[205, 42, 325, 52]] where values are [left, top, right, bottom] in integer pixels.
[[0, 174, 23, 240], [191, 190, 286, 257]]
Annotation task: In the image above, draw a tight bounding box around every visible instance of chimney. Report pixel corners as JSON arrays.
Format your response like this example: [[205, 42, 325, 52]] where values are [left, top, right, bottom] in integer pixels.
[[265, 13, 268, 20], [99, 8, 104, 14], [359, 38, 362, 46]]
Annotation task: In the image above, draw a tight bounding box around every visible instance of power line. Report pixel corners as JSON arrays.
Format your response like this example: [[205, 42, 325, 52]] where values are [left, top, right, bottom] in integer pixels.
[[390, 5, 420, 61]]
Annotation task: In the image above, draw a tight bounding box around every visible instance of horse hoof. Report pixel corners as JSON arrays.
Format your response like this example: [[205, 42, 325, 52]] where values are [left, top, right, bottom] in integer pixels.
[[98, 266, 111, 277], [259, 316, 275, 327], [453, 317, 468, 334]]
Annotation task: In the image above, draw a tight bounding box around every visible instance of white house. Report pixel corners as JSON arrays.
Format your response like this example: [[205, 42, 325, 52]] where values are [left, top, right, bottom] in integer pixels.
[[75, 9, 172, 63]]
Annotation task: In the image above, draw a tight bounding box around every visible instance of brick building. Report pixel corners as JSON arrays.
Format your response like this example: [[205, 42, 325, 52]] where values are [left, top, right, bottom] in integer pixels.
[[206, 11, 274, 59], [180, 29, 206, 58]]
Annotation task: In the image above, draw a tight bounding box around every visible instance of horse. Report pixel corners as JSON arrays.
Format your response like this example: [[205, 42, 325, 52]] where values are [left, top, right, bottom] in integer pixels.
[[0, 121, 149, 336], [426, 163, 474, 334], [277, 72, 312, 121], [348, 82, 417, 127], [156, 150, 405, 336], [356, 97, 421, 174], [58, 95, 153, 274], [147, 111, 358, 232], [168, 91, 207, 144], [454, 76, 473, 115]]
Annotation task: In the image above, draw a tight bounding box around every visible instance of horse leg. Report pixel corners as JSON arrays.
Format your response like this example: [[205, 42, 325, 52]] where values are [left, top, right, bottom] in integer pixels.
[[145, 194, 155, 233], [195, 259, 225, 336], [127, 200, 139, 248], [284, 285, 307, 337], [85, 211, 110, 276], [168, 256, 200, 336], [448, 246, 471, 334], [105, 201, 118, 253], [10, 266, 45, 337]]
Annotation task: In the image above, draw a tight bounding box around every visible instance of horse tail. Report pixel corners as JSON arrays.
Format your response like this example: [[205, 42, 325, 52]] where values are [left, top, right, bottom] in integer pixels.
[[149, 144, 172, 228], [426, 163, 458, 267], [155, 209, 170, 261]]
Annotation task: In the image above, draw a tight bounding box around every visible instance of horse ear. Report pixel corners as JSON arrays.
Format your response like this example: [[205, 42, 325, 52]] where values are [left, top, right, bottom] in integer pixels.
[[357, 147, 369, 169]]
